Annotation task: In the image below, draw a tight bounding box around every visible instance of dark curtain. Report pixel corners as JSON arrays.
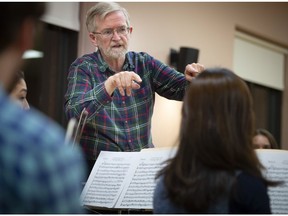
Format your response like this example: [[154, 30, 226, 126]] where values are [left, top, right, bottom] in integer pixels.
[[247, 81, 282, 147], [24, 22, 78, 128]]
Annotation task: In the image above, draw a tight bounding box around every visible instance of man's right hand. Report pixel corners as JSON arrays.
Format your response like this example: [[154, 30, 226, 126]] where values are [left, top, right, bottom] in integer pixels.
[[105, 71, 142, 96]]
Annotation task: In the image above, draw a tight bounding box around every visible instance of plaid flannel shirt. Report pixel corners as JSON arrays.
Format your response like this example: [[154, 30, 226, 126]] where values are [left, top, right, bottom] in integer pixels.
[[64, 51, 189, 160]]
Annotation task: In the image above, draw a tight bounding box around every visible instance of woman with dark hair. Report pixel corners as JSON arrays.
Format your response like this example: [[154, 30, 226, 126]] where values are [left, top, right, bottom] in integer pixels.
[[253, 128, 279, 149], [9, 71, 30, 110], [153, 68, 277, 213]]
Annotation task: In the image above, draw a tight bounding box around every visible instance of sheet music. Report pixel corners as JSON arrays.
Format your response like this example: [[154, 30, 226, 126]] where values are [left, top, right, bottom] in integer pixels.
[[80, 152, 139, 208], [80, 148, 176, 210], [256, 149, 288, 214], [115, 150, 176, 209], [81, 148, 288, 212]]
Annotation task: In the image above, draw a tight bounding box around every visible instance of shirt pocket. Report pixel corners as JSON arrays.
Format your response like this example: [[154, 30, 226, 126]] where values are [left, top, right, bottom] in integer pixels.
[[130, 85, 154, 120], [132, 85, 152, 104]]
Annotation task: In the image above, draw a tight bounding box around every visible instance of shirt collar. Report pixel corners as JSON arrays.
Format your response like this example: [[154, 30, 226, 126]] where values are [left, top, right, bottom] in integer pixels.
[[95, 50, 135, 73], [95, 51, 109, 73]]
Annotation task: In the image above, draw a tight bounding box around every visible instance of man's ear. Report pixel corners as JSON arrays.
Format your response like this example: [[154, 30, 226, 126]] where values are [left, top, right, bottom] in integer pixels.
[[17, 18, 35, 53], [89, 32, 98, 47]]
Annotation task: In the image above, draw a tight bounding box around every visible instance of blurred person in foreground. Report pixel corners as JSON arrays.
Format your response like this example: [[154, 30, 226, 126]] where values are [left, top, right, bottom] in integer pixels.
[[0, 3, 86, 213], [153, 68, 278, 213], [64, 2, 204, 174]]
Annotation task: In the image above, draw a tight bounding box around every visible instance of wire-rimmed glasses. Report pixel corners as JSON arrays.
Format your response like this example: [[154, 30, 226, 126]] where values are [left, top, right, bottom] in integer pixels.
[[93, 26, 131, 38]]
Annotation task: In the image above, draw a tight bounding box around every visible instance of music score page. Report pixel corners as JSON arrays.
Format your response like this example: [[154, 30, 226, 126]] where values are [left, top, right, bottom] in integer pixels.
[[80, 149, 176, 209]]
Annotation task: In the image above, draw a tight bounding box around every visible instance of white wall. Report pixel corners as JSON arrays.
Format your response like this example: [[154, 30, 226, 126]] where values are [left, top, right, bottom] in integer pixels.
[[41, 2, 80, 31]]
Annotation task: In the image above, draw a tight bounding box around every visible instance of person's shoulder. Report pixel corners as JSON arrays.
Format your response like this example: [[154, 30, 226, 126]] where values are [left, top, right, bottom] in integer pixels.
[[0, 93, 84, 166], [154, 174, 165, 192], [154, 175, 169, 203], [0, 93, 80, 156], [236, 171, 267, 193], [237, 171, 264, 182], [128, 51, 152, 58], [71, 52, 97, 66], [153, 175, 167, 212], [0, 98, 86, 213], [23, 108, 85, 162], [230, 172, 271, 213], [20, 108, 66, 145], [127, 51, 155, 62]]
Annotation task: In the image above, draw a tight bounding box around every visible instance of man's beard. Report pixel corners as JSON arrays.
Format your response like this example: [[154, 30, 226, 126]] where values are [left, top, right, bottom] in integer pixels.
[[103, 46, 128, 59]]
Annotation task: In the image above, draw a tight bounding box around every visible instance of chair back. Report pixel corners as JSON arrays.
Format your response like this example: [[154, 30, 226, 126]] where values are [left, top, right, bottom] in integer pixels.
[[64, 118, 78, 146], [65, 108, 88, 147], [73, 108, 88, 147]]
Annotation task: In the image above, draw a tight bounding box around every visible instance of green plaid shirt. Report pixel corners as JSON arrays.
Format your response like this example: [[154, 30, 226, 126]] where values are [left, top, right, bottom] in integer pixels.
[[64, 51, 189, 160]]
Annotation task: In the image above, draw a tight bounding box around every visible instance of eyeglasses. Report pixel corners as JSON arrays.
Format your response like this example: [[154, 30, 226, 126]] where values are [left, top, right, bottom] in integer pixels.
[[93, 26, 131, 39]]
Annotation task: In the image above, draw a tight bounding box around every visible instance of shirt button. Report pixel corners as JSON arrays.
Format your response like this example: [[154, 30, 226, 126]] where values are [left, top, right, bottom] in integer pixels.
[[122, 101, 125, 104], [125, 121, 128, 124], [128, 140, 131, 143]]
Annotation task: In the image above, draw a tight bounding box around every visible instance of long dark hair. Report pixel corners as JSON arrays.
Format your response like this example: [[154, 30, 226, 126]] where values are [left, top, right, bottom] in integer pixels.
[[255, 128, 279, 149], [157, 68, 273, 212]]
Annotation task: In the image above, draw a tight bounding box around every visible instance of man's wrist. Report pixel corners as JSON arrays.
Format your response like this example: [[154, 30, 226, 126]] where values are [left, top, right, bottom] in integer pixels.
[[104, 76, 115, 96]]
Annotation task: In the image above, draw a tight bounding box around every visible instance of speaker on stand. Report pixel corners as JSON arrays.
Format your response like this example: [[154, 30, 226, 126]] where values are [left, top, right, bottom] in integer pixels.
[[177, 47, 199, 73]]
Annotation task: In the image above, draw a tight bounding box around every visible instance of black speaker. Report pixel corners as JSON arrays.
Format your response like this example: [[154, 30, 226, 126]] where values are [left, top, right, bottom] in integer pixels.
[[169, 48, 178, 68], [177, 47, 199, 73]]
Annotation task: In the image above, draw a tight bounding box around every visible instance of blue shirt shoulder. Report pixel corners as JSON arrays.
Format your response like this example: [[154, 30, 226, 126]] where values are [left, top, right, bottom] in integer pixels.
[[0, 88, 86, 213]]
